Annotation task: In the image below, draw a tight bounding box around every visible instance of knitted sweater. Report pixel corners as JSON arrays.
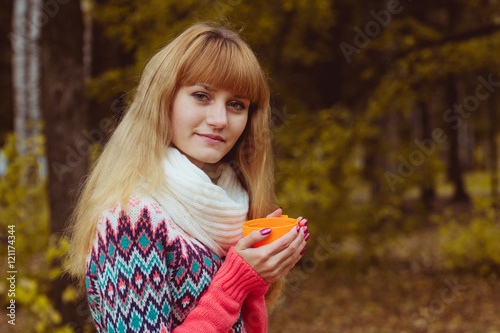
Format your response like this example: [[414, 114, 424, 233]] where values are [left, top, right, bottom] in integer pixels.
[[85, 195, 269, 332]]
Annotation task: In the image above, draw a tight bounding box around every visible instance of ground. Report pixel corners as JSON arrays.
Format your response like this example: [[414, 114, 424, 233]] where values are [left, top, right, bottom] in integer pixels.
[[268, 192, 500, 333], [269, 260, 500, 333]]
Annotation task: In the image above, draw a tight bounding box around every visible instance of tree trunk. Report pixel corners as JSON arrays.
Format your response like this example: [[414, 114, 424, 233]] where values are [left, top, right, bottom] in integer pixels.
[[418, 101, 436, 209], [87, 0, 135, 139], [364, 126, 382, 199], [27, 0, 42, 140], [464, 120, 475, 171], [41, 0, 90, 329], [444, 0, 469, 203], [446, 74, 470, 203], [12, 0, 29, 155], [11, 0, 42, 155], [489, 96, 499, 211], [41, 0, 88, 234], [0, 0, 14, 145]]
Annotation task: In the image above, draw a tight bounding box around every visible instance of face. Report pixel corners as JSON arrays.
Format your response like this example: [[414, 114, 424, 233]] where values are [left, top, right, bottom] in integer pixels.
[[170, 83, 250, 168]]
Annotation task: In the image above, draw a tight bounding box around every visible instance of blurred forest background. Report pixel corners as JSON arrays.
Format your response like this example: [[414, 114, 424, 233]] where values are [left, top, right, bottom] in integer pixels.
[[1, 0, 500, 332]]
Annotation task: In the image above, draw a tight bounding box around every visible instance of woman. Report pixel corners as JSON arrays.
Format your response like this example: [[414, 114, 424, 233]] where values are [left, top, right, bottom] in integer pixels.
[[67, 22, 309, 332]]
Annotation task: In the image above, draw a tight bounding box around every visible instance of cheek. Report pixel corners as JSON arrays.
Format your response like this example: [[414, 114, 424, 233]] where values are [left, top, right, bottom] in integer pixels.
[[232, 114, 249, 139], [170, 113, 185, 140], [172, 106, 200, 135]]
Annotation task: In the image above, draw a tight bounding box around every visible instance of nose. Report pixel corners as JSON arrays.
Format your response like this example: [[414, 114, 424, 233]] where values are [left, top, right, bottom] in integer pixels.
[[206, 101, 227, 129]]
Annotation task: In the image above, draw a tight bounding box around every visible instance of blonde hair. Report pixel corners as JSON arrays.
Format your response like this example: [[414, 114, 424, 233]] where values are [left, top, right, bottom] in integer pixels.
[[66, 22, 283, 308]]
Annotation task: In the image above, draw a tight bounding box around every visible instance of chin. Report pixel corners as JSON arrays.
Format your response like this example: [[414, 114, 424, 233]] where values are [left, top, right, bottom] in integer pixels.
[[194, 152, 224, 164], [204, 156, 224, 164]]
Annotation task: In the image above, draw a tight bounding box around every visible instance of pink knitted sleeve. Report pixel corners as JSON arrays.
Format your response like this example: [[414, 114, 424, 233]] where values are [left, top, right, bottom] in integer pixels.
[[241, 294, 268, 333], [173, 247, 269, 333]]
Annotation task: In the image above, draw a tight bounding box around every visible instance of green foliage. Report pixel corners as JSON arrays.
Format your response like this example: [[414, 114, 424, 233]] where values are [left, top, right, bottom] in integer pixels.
[[89, 0, 335, 100], [0, 134, 81, 332], [0, 133, 48, 256], [274, 106, 407, 241], [439, 198, 500, 274], [275, 107, 358, 233], [11, 238, 78, 333], [363, 17, 442, 55]]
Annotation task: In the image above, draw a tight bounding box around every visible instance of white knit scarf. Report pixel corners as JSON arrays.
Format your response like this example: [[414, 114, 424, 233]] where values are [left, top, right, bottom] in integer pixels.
[[149, 147, 249, 258]]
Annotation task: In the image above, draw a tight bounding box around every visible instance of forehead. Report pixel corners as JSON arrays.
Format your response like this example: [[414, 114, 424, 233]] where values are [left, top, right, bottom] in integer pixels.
[[178, 39, 263, 104]]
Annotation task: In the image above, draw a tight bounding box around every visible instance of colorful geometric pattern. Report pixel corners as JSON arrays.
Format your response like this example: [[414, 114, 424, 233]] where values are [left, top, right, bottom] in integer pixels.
[[86, 196, 246, 332]]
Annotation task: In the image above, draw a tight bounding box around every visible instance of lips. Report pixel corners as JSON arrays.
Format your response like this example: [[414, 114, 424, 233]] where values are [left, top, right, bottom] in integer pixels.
[[196, 133, 225, 143]]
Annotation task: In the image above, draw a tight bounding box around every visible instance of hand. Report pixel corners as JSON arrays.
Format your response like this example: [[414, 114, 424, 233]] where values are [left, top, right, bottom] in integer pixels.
[[234, 208, 310, 283]]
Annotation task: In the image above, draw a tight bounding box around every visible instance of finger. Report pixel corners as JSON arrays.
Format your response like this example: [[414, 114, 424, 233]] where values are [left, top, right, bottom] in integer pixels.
[[236, 228, 272, 250], [298, 218, 308, 227], [269, 237, 306, 282], [266, 207, 282, 218], [263, 224, 302, 256], [283, 244, 306, 275], [284, 239, 307, 274], [271, 226, 308, 269]]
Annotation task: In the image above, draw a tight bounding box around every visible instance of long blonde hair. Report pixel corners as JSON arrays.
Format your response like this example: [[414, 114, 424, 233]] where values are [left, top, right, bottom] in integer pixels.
[[66, 22, 283, 308]]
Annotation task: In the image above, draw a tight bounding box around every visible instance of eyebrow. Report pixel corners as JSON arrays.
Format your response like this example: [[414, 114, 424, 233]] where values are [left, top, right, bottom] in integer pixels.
[[193, 83, 250, 100], [196, 83, 216, 92]]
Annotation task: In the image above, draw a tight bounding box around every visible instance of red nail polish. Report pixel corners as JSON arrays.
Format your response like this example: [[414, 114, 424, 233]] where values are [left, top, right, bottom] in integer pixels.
[[303, 219, 308, 226], [300, 247, 306, 255], [302, 226, 308, 233], [304, 233, 310, 242], [260, 228, 272, 235], [296, 225, 300, 232], [274, 206, 282, 212]]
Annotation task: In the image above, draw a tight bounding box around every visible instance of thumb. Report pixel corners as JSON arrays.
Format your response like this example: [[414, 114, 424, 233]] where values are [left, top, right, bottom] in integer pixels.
[[237, 229, 272, 249], [266, 207, 282, 218]]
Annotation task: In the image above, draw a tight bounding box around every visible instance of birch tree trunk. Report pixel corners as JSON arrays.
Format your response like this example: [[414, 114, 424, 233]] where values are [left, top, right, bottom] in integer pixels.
[[11, 0, 42, 156], [12, 0, 29, 155], [27, 0, 42, 140]]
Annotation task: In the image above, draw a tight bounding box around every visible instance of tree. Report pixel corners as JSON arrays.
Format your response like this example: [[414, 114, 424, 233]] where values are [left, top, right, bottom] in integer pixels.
[[41, 0, 90, 328], [489, 96, 499, 210], [417, 100, 436, 209], [11, 0, 42, 156], [0, 0, 13, 146], [445, 74, 470, 202], [444, 0, 469, 203], [41, 0, 88, 234]]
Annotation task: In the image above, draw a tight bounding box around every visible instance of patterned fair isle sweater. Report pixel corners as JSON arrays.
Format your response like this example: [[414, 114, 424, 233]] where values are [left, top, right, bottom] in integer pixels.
[[86, 196, 269, 333]]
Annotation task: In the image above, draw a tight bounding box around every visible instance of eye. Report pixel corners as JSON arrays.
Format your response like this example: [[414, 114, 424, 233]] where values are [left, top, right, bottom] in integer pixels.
[[228, 100, 246, 111], [193, 92, 209, 101]]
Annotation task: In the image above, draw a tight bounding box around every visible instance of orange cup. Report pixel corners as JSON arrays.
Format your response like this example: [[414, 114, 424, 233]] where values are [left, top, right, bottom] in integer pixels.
[[242, 215, 299, 247]]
